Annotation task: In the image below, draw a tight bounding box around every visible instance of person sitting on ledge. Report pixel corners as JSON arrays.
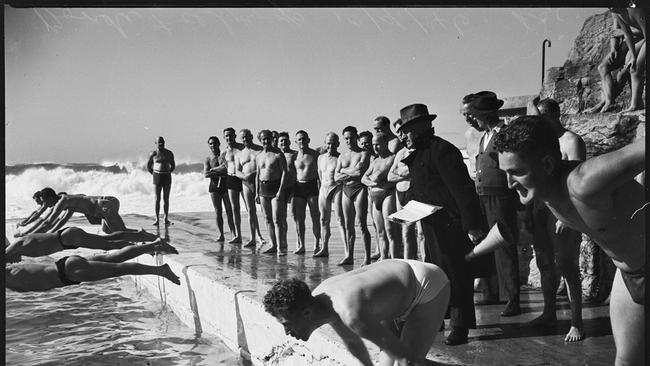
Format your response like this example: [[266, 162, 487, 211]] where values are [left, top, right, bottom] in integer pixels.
[[6, 237, 181, 292], [466, 115, 645, 365], [263, 259, 450, 366], [6, 226, 167, 258]]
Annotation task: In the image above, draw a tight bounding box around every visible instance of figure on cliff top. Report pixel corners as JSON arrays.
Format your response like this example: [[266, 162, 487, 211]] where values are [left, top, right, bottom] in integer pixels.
[[586, 7, 645, 113]]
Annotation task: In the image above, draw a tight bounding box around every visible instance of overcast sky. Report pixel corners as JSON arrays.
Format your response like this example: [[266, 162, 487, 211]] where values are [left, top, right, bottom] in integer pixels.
[[5, 7, 603, 164]]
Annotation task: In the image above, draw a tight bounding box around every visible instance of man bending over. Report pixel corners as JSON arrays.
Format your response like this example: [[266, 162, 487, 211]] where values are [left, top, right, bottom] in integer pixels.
[[264, 259, 450, 366]]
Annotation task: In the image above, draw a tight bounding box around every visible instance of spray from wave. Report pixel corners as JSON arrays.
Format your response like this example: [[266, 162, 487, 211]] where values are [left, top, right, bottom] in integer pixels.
[[5, 163, 215, 220]]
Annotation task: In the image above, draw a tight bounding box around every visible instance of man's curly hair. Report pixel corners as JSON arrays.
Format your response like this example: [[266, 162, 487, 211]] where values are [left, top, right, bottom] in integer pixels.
[[494, 115, 561, 162], [263, 278, 314, 318]]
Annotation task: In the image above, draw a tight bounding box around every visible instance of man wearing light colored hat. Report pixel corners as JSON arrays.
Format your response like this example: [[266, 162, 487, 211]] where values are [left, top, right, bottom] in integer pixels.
[[397, 103, 485, 345], [465, 91, 521, 317]]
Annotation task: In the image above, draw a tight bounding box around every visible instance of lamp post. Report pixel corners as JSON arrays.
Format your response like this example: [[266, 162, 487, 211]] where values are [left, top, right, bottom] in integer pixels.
[[542, 39, 551, 87]]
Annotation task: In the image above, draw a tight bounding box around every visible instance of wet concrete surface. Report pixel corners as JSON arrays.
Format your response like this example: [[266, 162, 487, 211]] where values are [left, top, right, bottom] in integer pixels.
[[31, 211, 618, 365]]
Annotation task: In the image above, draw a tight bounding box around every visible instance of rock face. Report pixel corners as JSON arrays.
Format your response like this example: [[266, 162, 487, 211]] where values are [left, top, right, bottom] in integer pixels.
[[542, 11, 636, 114], [536, 11, 646, 303]]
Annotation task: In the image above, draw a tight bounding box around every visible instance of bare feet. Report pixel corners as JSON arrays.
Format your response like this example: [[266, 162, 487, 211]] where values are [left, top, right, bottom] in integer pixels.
[[370, 252, 381, 261], [243, 239, 256, 248], [362, 257, 371, 266], [564, 326, 585, 342], [216, 235, 225, 242], [153, 239, 179, 254], [338, 256, 353, 266], [313, 248, 329, 258], [294, 246, 305, 255], [622, 104, 643, 113], [584, 101, 605, 114], [164, 219, 172, 226], [160, 264, 181, 285], [277, 250, 287, 257], [138, 229, 158, 242], [600, 101, 617, 113], [526, 312, 557, 327], [152, 220, 160, 226], [229, 236, 242, 244], [262, 245, 277, 254]]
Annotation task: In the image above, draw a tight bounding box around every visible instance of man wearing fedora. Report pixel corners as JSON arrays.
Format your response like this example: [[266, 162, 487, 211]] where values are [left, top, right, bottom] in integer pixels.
[[398, 103, 485, 345], [464, 91, 521, 317]]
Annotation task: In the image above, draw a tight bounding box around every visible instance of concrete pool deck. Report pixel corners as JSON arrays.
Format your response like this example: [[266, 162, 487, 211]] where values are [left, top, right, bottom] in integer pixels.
[[7, 212, 617, 365]]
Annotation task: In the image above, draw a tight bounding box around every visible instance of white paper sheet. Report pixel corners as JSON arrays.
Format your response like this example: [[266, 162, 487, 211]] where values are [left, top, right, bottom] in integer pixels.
[[387, 200, 443, 224]]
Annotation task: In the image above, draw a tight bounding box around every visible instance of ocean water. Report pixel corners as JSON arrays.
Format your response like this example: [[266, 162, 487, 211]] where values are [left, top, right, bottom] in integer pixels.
[[5, 269, 244, 365], [5, 162, 214, 220]]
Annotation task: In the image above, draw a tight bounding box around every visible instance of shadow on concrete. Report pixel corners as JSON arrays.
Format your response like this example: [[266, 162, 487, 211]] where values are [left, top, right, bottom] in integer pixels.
[[182, 265, 208, 337], [475, 316, 612, 341], [234, 289, 255, 366]]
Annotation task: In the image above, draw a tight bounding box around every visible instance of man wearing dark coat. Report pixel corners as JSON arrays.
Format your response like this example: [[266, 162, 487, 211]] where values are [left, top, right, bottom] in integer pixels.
[[397, 103, 486, 345]]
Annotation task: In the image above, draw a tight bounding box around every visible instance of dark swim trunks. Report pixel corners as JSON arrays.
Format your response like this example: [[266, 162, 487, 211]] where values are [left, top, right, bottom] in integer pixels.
[[153, 172, 172, 186], [293, 179, 319, 199], [209, 177, 228, 194], [227, 175, 242, 192], [57, 228, 78, 250], [259, 180, 281, 198], [621, 266, 645, 305], [343, 179, 366, 200], [369, 187, 395, 211], [55, 256, 81, 286]]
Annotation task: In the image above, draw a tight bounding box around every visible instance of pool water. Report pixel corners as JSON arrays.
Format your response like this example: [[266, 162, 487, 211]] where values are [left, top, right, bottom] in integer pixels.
[[5, 274, 245, 365]]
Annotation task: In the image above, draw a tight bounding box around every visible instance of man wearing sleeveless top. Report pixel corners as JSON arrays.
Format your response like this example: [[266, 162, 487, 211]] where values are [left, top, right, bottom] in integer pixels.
[[464, 92, 521, 318], [147, 136, 175, 226]]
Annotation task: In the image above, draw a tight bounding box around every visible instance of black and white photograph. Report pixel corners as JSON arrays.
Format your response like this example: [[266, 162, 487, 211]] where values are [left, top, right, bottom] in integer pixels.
[[4, 4, 646, 365]]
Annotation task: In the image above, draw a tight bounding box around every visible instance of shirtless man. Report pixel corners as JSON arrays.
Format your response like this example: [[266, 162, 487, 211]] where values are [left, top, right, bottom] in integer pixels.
[[587, 8, 645, 113], [147, 136, 175, 226], [6, 238, 181, 292], [223, 127, 244, 244], [292, 130, 322, 255], [469, 116, 645, 365], [335, 126, 372, 266], [6, 226, 168, 258], [362, 134, 398, 260], [19, 188, 136, 236], [317, 132, 346, 258], [278, 132, 297, 252], [263, 259, 450, 366], [256, 130, 288, 256], [17, 191, 47, 228], [373, 116, 403, 154], [359, 130, 381, 260], [205, 136, 236, 242], [387, 119, 418, 260], [527, 97, 587, 342], [236, 129, 266, 247]]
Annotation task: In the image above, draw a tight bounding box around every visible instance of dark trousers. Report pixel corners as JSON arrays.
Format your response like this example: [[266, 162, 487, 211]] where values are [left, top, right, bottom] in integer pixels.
[[479, 194, 520, 303], [420, 212, 476, 329]]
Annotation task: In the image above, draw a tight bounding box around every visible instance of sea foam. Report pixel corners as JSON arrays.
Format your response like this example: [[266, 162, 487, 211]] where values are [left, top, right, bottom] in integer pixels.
[[5, 165, 215, 220]]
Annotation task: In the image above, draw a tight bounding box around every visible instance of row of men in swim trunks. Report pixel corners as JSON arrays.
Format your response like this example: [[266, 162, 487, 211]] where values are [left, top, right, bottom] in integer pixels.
[[202, 118, 414, 266]]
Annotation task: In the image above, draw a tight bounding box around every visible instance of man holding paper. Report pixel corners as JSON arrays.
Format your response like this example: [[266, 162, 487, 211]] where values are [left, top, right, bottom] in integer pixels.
[[397, 103, 486, 346]]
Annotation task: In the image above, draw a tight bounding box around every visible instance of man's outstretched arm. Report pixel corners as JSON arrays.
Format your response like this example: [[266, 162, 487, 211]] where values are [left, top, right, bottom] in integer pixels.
[[18, 205, 48, 227], [571, 139, 645, 198], [330, 320, 374, 366]]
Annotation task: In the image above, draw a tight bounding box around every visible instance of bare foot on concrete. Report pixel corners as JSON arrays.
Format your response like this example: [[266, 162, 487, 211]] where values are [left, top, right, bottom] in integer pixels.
[[564, 326, 585, 342], [229, 236, 242, 244], [262, 245, 277, 254], [216, 235, 225, 242], [370, 252, 381, 261], [243, 239, 256, 248], [313, 247, 329, 258], [160, 264, 180, 285], [338, 256, 353, 266], [294, 246, 305, 255]]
